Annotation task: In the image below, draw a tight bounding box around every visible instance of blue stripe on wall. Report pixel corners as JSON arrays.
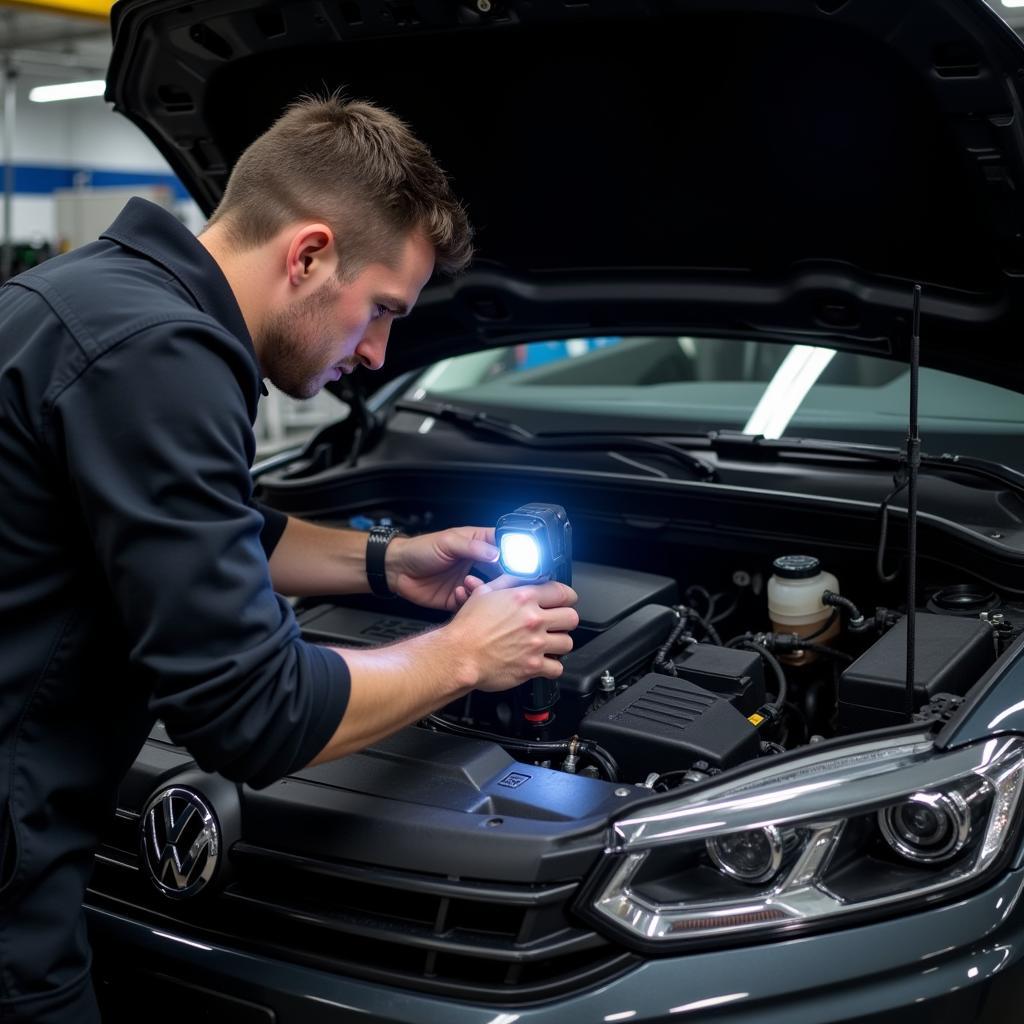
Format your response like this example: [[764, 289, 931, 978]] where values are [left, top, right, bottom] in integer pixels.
[[10, 165, 73, 193], [4, 164, 190, 201]]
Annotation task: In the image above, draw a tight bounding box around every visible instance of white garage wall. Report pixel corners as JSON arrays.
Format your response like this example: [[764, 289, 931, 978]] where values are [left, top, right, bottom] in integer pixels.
[[0, 70, 204, 243], [69, 95, 168, 171], [6, 194, 56, 241], [5, 73, 72, 164], [1, 74, 67, 240]]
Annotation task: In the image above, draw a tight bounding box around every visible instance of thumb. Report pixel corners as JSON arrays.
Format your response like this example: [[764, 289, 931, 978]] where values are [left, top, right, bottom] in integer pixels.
[[468, 537, 500, 562], [444, 531, 498, 563]]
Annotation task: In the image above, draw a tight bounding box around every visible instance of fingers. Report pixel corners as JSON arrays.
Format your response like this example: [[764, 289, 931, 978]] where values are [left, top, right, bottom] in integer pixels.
[[465, 537, 499, 563], [473, 528, 497, 561], [442, 528, 498, 564], [449, 568, 577, 690], [452, 574, 492, 607], [472, 572, 527, 594], [470, 580, 578, 623], [533, 581, 579, 609], [544, 631, 575, 656], [534, 655, 566, 680], [463, 574, 486, 593], [543, 606, 580, 633]]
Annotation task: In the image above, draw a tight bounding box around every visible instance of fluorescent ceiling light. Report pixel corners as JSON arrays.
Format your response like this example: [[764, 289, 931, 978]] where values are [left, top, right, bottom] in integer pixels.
[[29, 80, 106, 103], [1001, 0, 1024, 7], [743, 345, 837, 439]]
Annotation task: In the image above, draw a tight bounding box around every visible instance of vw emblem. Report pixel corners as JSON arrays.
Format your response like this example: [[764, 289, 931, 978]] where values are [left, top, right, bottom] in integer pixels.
[[140, 786, 220, 899]]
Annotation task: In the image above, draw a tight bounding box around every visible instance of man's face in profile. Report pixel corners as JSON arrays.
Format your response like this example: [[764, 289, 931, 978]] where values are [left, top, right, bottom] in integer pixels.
[[259, 229, 435, 400]]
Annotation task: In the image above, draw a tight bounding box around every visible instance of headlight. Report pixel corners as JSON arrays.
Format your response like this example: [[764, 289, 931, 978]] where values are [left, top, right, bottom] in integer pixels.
[[706, 825, 791, 883], [877, 787, 979, 864], [583, 733, 1024, 949]]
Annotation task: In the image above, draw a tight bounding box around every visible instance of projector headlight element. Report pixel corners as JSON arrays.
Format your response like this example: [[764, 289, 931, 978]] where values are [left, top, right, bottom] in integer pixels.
[[878, 786, 977, 864], [583, 734, 1024, 949], [706, 825, 788, 884]]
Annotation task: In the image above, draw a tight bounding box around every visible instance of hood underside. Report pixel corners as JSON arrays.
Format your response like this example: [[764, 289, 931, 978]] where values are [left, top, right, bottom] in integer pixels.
[[107, 0, 1024, 391]]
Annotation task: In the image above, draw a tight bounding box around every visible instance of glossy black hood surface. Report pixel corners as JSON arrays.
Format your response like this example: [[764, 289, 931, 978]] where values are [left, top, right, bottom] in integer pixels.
[[107, 0, 1024, 390]]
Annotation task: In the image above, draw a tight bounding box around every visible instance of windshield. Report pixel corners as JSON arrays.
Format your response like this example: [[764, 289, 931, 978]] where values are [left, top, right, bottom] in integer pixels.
[[408, 336, 1024, 471]]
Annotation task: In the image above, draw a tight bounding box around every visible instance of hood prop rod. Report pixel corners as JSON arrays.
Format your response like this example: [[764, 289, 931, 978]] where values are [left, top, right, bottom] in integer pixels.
[[904, 284, 922, 721]]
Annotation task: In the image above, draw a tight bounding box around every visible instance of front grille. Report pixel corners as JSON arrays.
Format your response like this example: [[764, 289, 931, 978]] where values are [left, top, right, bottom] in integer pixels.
[[89, 813, 634, 1002]]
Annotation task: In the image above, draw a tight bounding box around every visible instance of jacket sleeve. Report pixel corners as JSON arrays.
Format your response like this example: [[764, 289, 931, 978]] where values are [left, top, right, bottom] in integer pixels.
[[256, 502, 288, 558], [47, 321, 349, 787]]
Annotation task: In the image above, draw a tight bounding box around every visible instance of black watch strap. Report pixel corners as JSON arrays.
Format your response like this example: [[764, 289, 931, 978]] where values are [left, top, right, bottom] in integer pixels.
[[366, 526, 402, 599]]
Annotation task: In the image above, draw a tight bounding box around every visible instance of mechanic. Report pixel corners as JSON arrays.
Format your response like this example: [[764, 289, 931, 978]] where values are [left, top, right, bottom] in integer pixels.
[[0, 95, 578, 1023]]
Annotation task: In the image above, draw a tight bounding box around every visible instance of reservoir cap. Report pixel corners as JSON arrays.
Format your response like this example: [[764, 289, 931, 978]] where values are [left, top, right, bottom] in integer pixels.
[[773, 554, 821, 579]]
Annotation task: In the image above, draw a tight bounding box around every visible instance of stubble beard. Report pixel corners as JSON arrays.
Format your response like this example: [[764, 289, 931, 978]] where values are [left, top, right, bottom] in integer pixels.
[[257, 278, 345, 400]]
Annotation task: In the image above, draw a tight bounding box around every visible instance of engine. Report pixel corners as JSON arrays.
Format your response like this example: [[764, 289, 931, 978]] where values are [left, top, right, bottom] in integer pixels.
[[296, 558, 1014, 791]]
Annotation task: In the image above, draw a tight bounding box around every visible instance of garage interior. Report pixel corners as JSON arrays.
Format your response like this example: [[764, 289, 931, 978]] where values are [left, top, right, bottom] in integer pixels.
[[0, 0, 346, 454], [6, 3, 1024, 1023]]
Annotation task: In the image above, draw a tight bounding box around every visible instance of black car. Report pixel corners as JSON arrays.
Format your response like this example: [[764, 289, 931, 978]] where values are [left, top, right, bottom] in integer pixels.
[[89, 1, 1024, 1021]]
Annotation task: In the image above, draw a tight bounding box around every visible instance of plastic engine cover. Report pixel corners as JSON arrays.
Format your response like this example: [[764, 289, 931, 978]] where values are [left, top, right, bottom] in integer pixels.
[[580, 673, 760, 783], [839, 614, 996, 732]]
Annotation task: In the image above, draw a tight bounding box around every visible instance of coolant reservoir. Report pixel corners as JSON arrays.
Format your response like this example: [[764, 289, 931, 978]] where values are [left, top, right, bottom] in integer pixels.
[[767, 555, 839, 663]]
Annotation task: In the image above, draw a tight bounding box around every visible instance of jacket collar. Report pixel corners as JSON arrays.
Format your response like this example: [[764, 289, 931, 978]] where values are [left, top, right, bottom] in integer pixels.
[[100, 197, 255, 356]]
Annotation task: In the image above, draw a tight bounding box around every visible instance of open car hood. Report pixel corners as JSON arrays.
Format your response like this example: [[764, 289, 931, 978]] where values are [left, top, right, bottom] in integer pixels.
[[107, 0, 1024, 392]]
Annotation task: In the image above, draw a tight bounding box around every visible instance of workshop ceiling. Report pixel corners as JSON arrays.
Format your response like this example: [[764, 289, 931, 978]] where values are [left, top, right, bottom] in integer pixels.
[[0, 2, 110, 79]]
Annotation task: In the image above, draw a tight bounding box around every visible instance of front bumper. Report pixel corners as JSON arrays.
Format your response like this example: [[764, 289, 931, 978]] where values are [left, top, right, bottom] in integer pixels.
[[88, 865, 1024, 1024]]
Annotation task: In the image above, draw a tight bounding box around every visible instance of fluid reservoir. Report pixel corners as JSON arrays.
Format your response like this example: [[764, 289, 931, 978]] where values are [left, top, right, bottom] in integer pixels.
[[767, 555, 839, 664]]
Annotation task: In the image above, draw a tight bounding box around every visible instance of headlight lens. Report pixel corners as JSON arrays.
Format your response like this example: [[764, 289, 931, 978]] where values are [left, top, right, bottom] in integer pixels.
[[706, 825, 789, 884], [586, 734, 1024, 947], [877, 787, 977, 864]]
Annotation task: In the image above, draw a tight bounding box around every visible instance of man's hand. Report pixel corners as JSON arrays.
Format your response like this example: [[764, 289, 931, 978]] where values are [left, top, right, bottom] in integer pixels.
[[441, 579, 579, 691], [308, 577, 579, 765], [452, 570, 522, 605], [387, 526, 500, 610]]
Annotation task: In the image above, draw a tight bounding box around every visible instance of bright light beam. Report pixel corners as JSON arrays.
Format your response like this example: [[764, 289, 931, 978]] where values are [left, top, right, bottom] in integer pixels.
[[500, 533, 540, 576], [742, 345, 837, 439]]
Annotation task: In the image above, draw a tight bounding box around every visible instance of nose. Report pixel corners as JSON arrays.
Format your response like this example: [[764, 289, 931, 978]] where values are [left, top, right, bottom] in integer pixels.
[[355, 321, 390, 371]]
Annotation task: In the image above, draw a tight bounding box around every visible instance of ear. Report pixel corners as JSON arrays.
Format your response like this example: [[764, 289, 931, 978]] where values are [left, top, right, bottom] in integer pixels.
[[285, 223, 336, 288]]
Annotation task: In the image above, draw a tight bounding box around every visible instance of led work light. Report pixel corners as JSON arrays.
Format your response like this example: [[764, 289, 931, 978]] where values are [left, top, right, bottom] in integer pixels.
[[495, 503, 572, 585], [493, 503, 573, 730]]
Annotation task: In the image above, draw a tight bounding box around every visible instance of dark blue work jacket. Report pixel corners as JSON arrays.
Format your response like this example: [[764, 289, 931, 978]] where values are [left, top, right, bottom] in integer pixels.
[[0, 199, 349, 1022]]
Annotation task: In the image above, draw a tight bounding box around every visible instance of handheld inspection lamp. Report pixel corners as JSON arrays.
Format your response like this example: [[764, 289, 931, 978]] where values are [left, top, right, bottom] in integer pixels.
[[494, 503, 572, 586], [493, 503, 573, 728]]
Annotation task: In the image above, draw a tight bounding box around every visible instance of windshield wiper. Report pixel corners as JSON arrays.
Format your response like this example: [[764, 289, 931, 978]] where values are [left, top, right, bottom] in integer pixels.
[[394, 399, 718, 481], [394, 401, 1024, 496], [708, 431, 1024, 497]]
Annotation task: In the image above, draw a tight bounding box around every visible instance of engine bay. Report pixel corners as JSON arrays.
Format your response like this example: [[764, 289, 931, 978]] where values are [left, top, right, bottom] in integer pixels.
[[296, 542, 1021, 793]]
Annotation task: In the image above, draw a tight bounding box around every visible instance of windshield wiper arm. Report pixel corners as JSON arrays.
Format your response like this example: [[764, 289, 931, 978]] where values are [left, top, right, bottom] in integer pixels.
[[708, 431, 1024, 496], [394, 407, 1023, 495], [394, 399, 718, 481]]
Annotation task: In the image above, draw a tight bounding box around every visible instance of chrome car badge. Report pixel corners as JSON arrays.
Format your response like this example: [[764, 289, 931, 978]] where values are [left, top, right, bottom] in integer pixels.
[[140, 786, 220, 899]]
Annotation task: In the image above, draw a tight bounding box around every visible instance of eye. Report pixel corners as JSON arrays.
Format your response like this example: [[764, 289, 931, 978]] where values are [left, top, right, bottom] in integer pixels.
[[373, 303, 391, 319]]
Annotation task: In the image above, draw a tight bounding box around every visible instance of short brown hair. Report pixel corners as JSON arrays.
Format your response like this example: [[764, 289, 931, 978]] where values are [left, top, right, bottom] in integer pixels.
[[206, 93, 473, 277]]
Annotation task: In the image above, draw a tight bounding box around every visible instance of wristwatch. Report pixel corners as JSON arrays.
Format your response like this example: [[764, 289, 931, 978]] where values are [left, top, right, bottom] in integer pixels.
[[365, 526, 402, 599]]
